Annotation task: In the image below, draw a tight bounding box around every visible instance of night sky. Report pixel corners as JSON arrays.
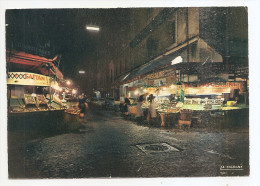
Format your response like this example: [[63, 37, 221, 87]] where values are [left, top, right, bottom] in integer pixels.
[[5, 9, 130, 80], [5, 7, 248, 84]]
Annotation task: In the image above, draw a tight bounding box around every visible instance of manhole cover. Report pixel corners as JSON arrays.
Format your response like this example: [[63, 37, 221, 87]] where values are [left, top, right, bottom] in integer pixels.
[[136, 143, 181, 154]]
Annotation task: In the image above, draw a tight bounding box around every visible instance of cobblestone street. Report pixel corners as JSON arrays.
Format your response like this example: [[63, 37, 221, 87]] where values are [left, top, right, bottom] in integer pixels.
[[8, 107, 249, 178]]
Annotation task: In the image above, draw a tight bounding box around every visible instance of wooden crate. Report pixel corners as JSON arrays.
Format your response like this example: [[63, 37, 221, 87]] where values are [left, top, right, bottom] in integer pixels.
[[178, 119, 191, 128]]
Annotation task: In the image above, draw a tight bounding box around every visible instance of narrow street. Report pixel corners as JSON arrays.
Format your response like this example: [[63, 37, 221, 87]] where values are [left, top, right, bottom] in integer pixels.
[[8, 107, 249, 178]]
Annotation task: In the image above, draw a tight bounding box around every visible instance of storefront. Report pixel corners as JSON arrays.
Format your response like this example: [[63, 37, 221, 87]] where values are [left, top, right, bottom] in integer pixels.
[[121, 62, 249, 128], [7, 71, 67, 113], [7, 51, 67, 113], [6, 51, 83, 133]]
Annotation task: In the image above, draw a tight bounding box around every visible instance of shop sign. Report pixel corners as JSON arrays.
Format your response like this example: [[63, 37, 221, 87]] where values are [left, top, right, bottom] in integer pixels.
[[7, 72, 50, 86], [126, 86, 137, 91], [144, 69, 176, 80], [185, 82, 245, 91]]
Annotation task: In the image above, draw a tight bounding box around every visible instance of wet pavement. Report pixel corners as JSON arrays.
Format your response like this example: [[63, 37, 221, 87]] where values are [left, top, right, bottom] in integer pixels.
[[8, 107, 249, 178]]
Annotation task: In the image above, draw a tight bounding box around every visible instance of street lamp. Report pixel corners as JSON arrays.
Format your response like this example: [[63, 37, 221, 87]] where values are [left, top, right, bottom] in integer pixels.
[[86, 25, 100, 32], [78, 70, 85, 74]]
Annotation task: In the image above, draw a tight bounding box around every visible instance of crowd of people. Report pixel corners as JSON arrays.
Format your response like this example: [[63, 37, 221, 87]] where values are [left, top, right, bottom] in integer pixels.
[[74, 93, 159, 125], [121, 94, 158, 125]]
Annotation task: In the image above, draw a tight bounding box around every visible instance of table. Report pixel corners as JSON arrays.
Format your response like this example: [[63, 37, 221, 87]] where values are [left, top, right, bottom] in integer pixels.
[[158, 110, 180, 127]]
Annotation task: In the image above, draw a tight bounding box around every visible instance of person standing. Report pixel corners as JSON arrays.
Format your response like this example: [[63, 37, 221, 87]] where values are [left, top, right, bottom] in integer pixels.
[[123, 98, 131, 119], [76, 95, 88, 120], [136, 95, 144, 124], [147, 94, 157, 125]]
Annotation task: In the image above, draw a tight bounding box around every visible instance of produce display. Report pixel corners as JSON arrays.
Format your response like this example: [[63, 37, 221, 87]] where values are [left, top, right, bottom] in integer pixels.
[[36, 94, 48, 105], [222, 106, 240, 110], [53, 94, 62, 104], [65, 107, 80, 115], [184, 98, 224, 105], [10, 94, 67, 113], [128, 105, 137, 114], [158, 108, 180, 113], [24, 94, 36, 105]]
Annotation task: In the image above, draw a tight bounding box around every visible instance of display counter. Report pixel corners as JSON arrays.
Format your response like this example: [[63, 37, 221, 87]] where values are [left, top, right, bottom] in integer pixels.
[[9, 99, 82, 133], [9, 94, 68, 114], [157, 109, 180, 127], [123, 94, 248, 128], [151, 103, 248, 128]]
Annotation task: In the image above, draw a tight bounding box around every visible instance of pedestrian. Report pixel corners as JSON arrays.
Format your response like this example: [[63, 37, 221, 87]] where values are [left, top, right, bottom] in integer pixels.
[[123, 98, 131, 119], [147, 94, 157, 125], [135, 95, 144, 124], [76, 95, 88, 119]]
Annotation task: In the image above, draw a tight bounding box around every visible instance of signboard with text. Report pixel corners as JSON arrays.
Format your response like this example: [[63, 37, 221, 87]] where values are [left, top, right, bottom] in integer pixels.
[[143, 69, 176, 80], [7, 72, 50, 86]]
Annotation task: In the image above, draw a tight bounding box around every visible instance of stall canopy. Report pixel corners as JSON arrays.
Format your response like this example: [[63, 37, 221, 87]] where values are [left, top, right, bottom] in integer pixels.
[[7, 50, 63, 80], [117, 37, 223, 85]]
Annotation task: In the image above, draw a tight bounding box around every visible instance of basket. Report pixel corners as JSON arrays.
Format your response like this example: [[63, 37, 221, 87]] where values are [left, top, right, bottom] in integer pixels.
[[128, 106, 137, 114]]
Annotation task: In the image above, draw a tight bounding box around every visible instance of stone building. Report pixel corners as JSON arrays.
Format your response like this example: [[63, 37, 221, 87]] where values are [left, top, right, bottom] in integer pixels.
[[96, 7, 248, 99]]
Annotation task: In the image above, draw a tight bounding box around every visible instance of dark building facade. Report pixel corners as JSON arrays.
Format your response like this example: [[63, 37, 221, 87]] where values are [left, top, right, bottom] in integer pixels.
[[96, 7, 248, 99]]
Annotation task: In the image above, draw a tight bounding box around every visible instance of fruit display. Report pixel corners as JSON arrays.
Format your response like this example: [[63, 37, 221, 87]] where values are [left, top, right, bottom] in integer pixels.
[[24, 94, 36, 105], [65, 107, 80, 115], [36, 94, 48, 105]]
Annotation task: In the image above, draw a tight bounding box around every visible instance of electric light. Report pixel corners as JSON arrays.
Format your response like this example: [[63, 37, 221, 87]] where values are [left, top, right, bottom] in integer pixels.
[[66, 80, 71, 85], [72, 89, 77, 94], [79, 70, 85, 74], [86, 26, 100, 31]]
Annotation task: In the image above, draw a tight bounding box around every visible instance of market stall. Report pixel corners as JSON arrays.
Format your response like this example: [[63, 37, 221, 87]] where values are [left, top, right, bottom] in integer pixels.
[[7, 72, 67, 113], [122, 63, 249, 128], [6, 51, 80, 133]]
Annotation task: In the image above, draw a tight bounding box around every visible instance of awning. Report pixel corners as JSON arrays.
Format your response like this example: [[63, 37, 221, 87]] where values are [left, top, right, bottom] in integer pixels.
[[122, 52, 179, 83], [7, 50, 63, 80], [119, 37, 223, 84]]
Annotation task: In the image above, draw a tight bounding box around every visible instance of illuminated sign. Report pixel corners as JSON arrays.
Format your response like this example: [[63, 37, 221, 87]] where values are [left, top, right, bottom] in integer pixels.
[[7, 72, 50, 86]]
